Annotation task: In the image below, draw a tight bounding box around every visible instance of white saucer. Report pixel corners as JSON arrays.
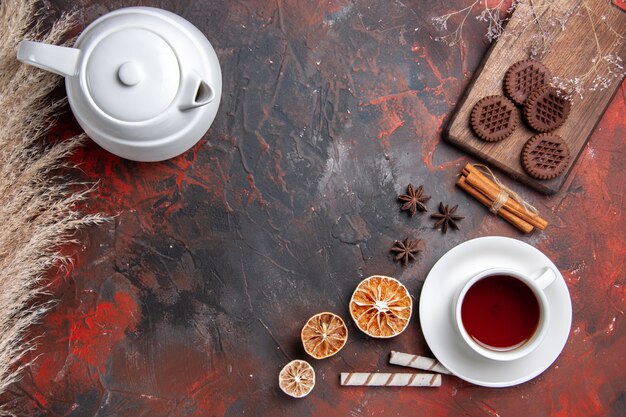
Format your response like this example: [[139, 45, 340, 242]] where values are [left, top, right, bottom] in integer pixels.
[[419, 236, 572, 387]]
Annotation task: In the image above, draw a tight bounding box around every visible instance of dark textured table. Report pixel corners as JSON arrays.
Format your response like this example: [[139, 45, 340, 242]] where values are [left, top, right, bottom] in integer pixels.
[[3, 1, 625, 416]]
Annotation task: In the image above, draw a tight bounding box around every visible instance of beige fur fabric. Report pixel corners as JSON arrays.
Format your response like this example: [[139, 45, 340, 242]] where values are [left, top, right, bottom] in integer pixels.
[[0, 0, 105, 410]]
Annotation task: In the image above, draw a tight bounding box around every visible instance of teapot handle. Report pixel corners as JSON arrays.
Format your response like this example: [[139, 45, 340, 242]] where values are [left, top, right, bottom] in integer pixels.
[[179, 71, 215, 111], [17, 41, 80, 77]]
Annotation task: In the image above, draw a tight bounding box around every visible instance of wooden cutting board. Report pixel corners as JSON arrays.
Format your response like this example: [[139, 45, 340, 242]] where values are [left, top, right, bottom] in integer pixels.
[[444, 0, 626, 194]]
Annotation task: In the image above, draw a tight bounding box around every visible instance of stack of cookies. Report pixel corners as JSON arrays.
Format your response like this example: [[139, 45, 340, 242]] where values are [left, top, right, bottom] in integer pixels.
[[470, 60, 572, 181]]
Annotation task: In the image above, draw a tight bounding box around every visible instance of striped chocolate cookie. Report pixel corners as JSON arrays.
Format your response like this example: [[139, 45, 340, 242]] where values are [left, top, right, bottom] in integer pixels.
[[524, 85, 571, 132], [504, 60, 551, 105], [521, 133, 571, 180], [470, 95, 518, 142]]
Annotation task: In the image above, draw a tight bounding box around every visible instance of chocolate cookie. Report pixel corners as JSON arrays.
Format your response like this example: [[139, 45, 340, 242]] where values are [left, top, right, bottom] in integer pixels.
[[523, 85, 571, 132], [503, 60, 551, 105], [521, 133, 570, 180], [470, 95, 518, 142]]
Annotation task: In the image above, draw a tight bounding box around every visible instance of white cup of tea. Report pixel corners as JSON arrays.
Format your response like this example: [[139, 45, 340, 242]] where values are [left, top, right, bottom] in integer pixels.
[[453, 266, 558, 361]]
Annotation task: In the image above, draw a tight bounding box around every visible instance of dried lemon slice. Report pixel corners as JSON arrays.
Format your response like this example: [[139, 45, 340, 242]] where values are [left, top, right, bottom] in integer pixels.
[[349, 275, 412, 338], [278, 359, 315, 398], [301, 312, 348, 359]]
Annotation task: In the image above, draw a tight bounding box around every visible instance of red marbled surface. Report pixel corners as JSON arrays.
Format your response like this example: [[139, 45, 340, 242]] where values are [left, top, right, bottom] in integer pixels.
[[1, 1, 624, 416]]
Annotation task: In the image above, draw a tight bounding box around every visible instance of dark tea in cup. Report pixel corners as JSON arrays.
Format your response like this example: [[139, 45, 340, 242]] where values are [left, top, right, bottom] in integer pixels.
[[460, 274, 540, 351]]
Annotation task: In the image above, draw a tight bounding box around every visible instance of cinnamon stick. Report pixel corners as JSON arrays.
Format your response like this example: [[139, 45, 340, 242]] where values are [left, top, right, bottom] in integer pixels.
[[462, 164, 548, 230], [456, 176, 534, 233], [463, 172, 547, 230]]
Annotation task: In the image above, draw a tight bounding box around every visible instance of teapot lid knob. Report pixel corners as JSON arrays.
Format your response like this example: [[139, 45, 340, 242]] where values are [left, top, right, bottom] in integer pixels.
[[118, 62, 143, 86]]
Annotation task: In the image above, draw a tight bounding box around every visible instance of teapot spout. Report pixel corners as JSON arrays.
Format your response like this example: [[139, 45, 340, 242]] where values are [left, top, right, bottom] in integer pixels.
[[17, 41, 80, 77], [179, 71, 215, 111]]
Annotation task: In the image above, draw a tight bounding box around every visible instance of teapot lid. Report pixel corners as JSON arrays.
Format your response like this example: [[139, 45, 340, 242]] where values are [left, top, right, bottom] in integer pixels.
[[85, 28, 180, 122]]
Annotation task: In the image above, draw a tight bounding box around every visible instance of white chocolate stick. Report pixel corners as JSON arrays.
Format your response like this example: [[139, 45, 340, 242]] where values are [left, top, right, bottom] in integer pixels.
[[340, 372, 441, 387], [389, 351, 451, 375]]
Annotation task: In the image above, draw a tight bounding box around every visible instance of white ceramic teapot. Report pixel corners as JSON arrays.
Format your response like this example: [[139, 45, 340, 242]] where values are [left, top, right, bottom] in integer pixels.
[[17, 7, 222, 162]]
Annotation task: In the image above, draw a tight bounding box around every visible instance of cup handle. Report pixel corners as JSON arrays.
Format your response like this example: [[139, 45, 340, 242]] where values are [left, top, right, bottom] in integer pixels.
[[529, 266, 558, 290]]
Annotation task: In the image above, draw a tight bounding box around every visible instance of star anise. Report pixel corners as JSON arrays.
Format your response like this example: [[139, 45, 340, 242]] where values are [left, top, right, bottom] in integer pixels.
[[431, 202, 464, 233], [398, 184, 431, 216], [390, 238, 421, 265]]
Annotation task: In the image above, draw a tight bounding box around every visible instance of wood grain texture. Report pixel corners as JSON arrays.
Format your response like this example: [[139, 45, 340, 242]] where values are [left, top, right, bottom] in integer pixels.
[[445, 0, 626, 194]]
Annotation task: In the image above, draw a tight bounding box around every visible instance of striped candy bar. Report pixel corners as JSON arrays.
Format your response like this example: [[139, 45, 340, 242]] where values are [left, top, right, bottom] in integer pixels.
[[340, 372, 441, 387], [389, 351, 451, 374]]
